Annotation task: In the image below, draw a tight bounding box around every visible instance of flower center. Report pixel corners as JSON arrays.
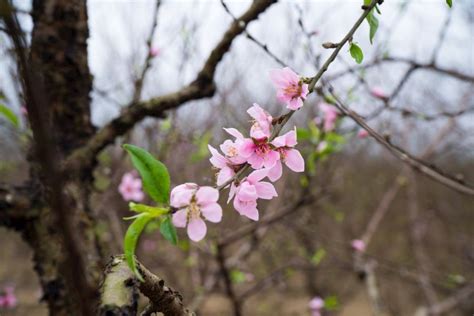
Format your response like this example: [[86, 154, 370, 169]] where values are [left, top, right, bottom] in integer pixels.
[[227, 146, 238, 157], [283, 84, 302, 98], [255, 142, 271, 156], [277, 147, 287, 160], [187, 200, 201, 221]]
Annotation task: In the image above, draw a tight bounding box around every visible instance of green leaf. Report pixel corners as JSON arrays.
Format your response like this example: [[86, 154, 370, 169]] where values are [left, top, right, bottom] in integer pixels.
[[0, 104, 19, 128], [446, 0, 452, 7], [129, 202, 169, 217], [160, 216, 178, 245], [311, 248, 327, 266], [324, 295, 340, 311], [230, 269, 246, 284], [296, 128, 311, 141], [349, 43, 364, 64], [366, 10, 379, 44], [124, 213, 153, 281], [123, 144, 170, 205]]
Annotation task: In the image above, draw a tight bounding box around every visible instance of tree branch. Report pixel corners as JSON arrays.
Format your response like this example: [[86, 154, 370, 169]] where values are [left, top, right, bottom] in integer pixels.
[[99, 255, 193, 316], [326, 86, 474, 196], [0, 183, 37, 229], [65, 0, 278, 175]]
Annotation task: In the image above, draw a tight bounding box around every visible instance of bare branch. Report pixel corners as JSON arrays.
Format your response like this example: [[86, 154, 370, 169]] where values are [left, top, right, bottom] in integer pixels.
[[65, 0, 278, 175], [326, 86, 474, 195]]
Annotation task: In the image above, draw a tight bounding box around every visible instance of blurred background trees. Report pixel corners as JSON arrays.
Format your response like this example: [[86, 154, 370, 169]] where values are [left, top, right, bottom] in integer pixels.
[[0, 0, 473, 315]]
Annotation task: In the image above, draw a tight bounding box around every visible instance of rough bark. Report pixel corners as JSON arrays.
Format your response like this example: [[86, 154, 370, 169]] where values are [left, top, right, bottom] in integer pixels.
[[99, 256, 193, 316]]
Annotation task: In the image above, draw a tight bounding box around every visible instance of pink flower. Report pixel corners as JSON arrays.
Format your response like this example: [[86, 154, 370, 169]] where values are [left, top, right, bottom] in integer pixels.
[[308, 296, 324, 316], [308, 296, 324, 310], [150, 46, 160, 57], [220, 128, 248, 165], [357, 129, 369, 139], [268, 128, 305, 181], [319, 103, 339, 132], [248, 103, 273, 140], [171, 184, 222, 242], [208, 145, 240, 186], [118, 172, 144, 202], [228, 169, 277, 221], [0, 286, 17, 309], [316, 141, 328, 152], [370, 87, 388, 100], [270, 67, 309, 110], [20, 105, 28, 116], [224, 128, 279, 170], [351, 239, 366, 252]]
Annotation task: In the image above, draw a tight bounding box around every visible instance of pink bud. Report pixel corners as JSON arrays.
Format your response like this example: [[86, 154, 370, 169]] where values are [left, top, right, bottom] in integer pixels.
[[150, 47, 160, 57], [308, 296, 324, 310], [357, 129, 369, 139], [370, 87, 388, 100], [351, 239, 366, 252]]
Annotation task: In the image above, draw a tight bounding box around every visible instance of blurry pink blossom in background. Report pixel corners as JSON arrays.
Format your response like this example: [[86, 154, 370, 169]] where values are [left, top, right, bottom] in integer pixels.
[[118, 172, 144, 202], [20, 105, 28, 116], [270, 67, 309, 110], [357, 129, 369, 139], [318, 103, 339, 132], [370, 87, 388, 100], [149, 46, 160, 57], [228, 169, 277, 221], [0, 286, 17, 309], [308, 296, 324, 316], [316, 141, 328, 152], [171, 184, 222, 242], [351, 239, 366, 252]]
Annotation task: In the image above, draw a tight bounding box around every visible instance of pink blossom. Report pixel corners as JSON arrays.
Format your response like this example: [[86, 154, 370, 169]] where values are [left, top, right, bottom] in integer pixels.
[[228, 169, 277, 221], [150, 46, 160, 57], [351, 239, 366, 252], [248, 103, 273, 139], [239, 138, 280, 170], [224, 128, 279, 170], [318, 103, 339, 132], [208, 145, 240, 186], [270, 67, 309, 110], [370, 87, 388, 100], [0, 286, 17, 309], [171, 184, 222, 242], [20, 106, 28, 116], [308, 296, 324, 316], [357, 129, 369, 139], [220, 128, 248, 165], [268, 128, 305, 181], [118, 172, 144, 202], [316, 141, 328, 152]]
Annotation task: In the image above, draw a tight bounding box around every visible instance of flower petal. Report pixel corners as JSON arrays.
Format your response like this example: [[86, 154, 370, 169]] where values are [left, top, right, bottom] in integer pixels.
[[247, 168, 268, 183], [196, 186, 219, 204], [217, 167, 234, 186], [234, 198, 259, 221], [237, 182, 258, 201], [201, 203, 223, 223], [255, 181, 278, 199], [224, 127, 244, 139], [268, 160, 283, 182], [284, 149, 305, 172], [172, 209, 188, 228], [208, 145, 227, 168], [187, 218, 207, 242]]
